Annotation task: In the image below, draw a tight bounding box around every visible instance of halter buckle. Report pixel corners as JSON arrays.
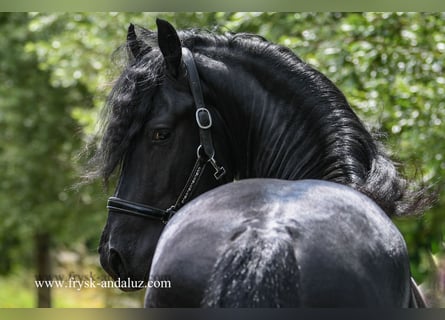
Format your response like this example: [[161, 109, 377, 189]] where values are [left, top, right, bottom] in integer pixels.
[[196, 107, 212, 129]]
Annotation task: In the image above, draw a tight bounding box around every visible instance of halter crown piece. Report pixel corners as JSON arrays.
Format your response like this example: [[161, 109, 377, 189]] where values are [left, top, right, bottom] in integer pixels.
[[107, 47, 226, 224]]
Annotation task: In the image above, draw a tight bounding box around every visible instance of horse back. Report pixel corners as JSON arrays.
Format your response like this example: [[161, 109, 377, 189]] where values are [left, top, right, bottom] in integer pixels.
[[146, 179, 411, 307]]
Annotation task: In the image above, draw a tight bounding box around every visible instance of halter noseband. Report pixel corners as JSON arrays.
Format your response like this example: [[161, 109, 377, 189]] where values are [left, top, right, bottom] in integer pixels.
[[107, 47, 226, 224]]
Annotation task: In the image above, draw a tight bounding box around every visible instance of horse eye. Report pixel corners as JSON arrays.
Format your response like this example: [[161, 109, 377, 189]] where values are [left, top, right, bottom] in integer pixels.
[[152, 129, 171, 142]]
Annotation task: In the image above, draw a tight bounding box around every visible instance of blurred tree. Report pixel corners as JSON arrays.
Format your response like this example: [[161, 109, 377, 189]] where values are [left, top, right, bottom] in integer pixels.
[[1, 12, 444, 306], [0, 13, 105, 307]]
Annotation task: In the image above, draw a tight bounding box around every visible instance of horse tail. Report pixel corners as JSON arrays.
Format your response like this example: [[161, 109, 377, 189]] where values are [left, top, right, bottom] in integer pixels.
[[360, 151, 436, 217], [408, 277, 428, 308], [201, 228, 301, 307]]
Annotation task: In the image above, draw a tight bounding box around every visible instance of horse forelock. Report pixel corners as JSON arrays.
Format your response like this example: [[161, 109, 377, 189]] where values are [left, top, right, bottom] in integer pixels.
[[89, 46, 165, 184]]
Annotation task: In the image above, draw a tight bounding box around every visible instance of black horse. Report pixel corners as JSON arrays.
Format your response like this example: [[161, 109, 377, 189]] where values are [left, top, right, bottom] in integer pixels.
[[90, 19, 431, 306], [146, 179, 416, 307]]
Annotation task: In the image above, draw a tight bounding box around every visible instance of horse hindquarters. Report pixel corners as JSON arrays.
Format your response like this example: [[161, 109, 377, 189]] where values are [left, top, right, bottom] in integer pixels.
[[145, 179, 414, 307], [201, 228, 301, 307], [200, 230, 411, 307]]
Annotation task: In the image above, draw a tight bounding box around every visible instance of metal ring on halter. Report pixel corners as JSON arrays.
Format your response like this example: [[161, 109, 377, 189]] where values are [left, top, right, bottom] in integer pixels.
[[163, 206, 177, 224], [196, 145, 226, 180], [196, 144, 214, 160]]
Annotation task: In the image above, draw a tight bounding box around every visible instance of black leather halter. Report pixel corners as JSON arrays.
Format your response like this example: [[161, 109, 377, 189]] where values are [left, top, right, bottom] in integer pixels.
[[107, 47, 226, 224]]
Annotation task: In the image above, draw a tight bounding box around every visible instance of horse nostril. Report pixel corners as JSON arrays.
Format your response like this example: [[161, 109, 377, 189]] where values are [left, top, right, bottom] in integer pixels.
[[109, 248, 126, 278]]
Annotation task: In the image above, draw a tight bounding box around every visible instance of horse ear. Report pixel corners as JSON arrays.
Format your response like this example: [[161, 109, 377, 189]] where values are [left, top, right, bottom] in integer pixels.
[[156, 18, 182, 77], [127, 23, 142, 59]]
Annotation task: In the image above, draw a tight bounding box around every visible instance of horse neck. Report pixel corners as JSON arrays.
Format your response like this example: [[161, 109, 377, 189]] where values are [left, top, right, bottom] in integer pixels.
[[201, 52, 377, 184]]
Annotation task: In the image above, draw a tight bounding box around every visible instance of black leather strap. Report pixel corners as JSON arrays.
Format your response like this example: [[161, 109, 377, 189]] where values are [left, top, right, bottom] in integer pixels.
[[107, 197, 172, 222], [182, 48, 216, 160]]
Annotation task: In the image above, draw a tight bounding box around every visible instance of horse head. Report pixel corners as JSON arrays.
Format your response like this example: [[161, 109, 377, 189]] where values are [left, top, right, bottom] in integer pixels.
[[98, 19, 234, 286]]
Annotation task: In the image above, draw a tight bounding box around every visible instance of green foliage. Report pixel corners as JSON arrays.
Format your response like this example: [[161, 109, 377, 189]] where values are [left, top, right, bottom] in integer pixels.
[[0, 13, 105, 275], [1, 12, 444, 297]]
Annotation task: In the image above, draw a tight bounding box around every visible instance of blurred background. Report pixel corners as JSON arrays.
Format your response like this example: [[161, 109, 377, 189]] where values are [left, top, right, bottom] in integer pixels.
[[0, 12, 444, 308]]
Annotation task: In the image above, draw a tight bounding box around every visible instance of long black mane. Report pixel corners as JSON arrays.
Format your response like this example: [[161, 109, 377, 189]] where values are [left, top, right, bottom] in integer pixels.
[[88, 25, 433, 217]]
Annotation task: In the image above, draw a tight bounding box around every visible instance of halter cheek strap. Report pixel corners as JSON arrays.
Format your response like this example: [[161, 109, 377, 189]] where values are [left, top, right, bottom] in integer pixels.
[[107, 47, 226, 224], [182, 48, 226, 180]]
